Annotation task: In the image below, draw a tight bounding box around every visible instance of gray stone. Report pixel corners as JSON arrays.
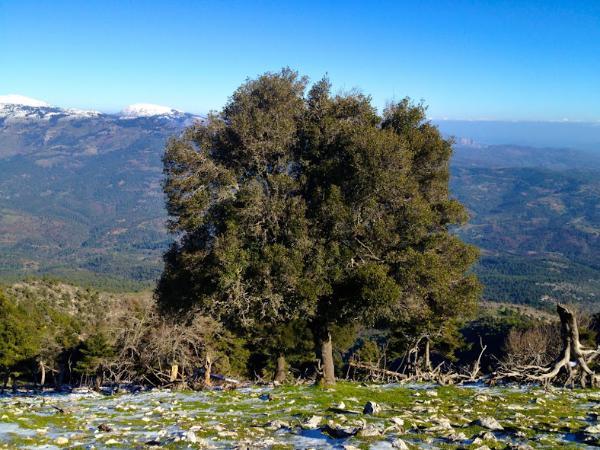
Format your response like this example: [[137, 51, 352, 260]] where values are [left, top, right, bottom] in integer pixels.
[[473, 416, 504, 431], [586, 424, 600, 434], [391, 438, 409, 449], [302, 415, 322, 429], [363, 401, 381, 415], [323, 422, 360, 438]]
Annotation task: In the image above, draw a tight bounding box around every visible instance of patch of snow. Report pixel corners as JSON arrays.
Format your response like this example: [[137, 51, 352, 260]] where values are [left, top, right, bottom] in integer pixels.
[[0, 94, 49, 107], [120, 103, 181, 118], [64, 108, 102, 118]]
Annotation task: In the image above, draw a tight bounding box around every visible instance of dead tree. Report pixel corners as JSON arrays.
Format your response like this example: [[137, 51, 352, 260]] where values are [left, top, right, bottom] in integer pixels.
[[495, 304, 600, 387]]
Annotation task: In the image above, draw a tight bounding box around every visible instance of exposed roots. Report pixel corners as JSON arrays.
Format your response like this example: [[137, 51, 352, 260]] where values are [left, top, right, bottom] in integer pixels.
[[494, 304, 600, 388]]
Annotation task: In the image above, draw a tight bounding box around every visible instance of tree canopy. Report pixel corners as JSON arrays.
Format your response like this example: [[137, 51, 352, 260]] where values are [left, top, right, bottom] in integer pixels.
[[158, 68, 480, 384]]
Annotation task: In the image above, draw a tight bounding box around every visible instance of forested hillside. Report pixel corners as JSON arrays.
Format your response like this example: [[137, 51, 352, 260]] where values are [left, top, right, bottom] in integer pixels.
[[0, 101, 598, 305], [451, 145, 600, 307], [0, 106, 197, 289]]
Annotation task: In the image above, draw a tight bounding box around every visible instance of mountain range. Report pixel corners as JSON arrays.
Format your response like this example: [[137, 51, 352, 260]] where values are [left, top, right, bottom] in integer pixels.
[[0, 96, 598, 306], [0, 95, 200, 289]]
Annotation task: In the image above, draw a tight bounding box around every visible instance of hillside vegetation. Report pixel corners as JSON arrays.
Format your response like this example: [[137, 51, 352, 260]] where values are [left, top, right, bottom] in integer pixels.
[[451, 146, 600, 307], [1, 98, 599, 305]]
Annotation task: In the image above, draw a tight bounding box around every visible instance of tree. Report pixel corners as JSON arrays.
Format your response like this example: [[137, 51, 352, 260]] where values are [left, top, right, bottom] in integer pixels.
[[75, 332, 115, 388], [157, 69, 317, 373], [158, 70, 480, 385], [0, 290, 39, 390], [298, 85, 480, 383]]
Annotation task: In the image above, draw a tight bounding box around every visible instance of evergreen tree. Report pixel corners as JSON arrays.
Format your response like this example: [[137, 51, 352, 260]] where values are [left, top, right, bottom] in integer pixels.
[[298, 84, 480, 383], [158, 69, 317, 372], [0, 290, 39, 387], [75, 332, 115, 387], [158, 70, 480, 384]]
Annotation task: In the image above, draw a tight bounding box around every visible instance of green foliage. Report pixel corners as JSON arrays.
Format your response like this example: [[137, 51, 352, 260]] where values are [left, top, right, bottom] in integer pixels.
[[246, 320, 315, 378], [158, 69, 480, 377], [75, 333, 115, 376], [0, 290, 39, 373], [158, 69, 315, 333]]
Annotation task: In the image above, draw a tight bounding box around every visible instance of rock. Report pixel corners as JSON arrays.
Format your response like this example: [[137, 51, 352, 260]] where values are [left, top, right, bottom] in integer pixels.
[[302, 415, 323, 429], [429, 417, 454, 431], [183, 430, 197, 443], [425, 390, 438, 397], [363, 401, 381, 415], [357, 423, 381, 437], [390, 416, 404, 428], [266, 419, 289, 430], [105, 439, 120, 445], [473, 416, 504, 431], [507, 404, 525, 410], [98, 423, 113, 432], [478, 430, 497, 441], [217, 431, 237, 438], [323, 422, 360, 438], [55, 437, 69, 445], [391, 438, 409, 449], [447, 432, 467, 442], [585, 424, 600, 434]]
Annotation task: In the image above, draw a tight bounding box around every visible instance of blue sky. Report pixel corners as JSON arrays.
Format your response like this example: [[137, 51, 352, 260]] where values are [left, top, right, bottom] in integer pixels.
[[1, 0, 599, 120]]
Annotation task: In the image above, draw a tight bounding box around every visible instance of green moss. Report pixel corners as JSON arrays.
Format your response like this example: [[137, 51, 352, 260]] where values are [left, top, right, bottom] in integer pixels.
[[1, 383, 600, 448]]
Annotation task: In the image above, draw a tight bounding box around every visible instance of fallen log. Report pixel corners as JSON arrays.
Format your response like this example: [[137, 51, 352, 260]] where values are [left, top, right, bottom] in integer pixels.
[[348, 361, 407, 380]]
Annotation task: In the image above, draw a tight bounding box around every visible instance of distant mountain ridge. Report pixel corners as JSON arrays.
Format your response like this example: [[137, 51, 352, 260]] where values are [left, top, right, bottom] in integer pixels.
[[435, 119, 600, 152], [451, 144, 600, 307], [453, 143, 600, 170], [0, 97, 201, 288], [0, 94, 198, 121]]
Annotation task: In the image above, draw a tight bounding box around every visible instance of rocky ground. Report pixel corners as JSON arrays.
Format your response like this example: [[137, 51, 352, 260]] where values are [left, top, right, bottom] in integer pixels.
[[2, 382, 600, 448]]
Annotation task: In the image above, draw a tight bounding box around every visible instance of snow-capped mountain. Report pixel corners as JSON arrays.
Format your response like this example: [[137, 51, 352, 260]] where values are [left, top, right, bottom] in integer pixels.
[[0, 94, 202, 162], [0, 94, 50, 107], [0, 94, 102, 121], [120, 103, 183, 118], [0, 94, 205, 283], [0, 95, 194, 122]]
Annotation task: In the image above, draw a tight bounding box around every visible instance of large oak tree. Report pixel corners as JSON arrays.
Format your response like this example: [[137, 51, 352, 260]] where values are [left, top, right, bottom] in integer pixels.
[[158, 69, 480, 384]]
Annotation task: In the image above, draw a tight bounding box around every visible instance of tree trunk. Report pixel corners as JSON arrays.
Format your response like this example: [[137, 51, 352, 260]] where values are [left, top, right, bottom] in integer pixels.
[[320, 332, 336, 385], [95, 369, 103, 390], [56, 361, 66, 389], [1, 374, 8, 394], [169, 364, 179, 383], [424, 338, 432, 371], [274, 354, 287, 383], [204, 355, 212, 386], [39, 361, 46, 387]]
